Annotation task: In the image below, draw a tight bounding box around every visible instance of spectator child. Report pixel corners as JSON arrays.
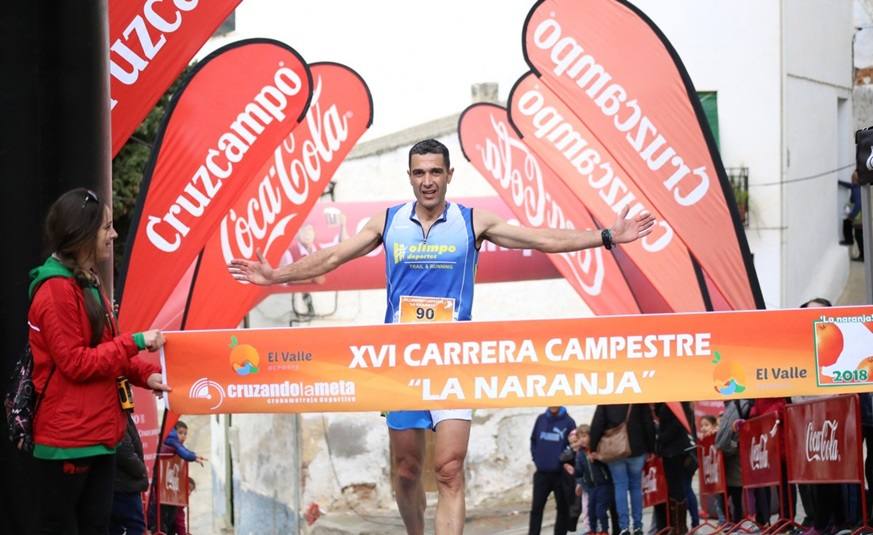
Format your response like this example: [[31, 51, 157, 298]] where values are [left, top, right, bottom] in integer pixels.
[[156, 421, 205, 535], [110, 413, 149, 535], [576, 426, 613, 535]]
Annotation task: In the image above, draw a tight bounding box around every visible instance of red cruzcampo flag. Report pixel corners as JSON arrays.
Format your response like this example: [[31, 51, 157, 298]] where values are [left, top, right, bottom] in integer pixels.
[[508, 73, 706, 312], [109, 0, 241, 156], [522, 0, 763, 310]]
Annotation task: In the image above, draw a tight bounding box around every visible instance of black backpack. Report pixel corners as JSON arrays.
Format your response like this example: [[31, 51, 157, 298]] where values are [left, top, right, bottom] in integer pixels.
[[4, 342, 55, 453]]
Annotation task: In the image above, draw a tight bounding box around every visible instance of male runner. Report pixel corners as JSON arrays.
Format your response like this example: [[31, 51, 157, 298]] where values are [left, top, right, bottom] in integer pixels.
[[229, 139, 655, 535]]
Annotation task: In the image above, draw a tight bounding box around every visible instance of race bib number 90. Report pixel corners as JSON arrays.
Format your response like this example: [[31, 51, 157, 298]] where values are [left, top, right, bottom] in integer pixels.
[[399, 296, 455, 323]]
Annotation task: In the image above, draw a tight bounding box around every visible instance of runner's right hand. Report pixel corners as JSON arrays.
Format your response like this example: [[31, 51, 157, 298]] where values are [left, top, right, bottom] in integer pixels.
[[228, 249, 276, 286]]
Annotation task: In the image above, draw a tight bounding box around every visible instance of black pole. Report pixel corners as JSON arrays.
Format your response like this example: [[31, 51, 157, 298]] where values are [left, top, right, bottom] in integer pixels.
[[0, 0, 110, 532]]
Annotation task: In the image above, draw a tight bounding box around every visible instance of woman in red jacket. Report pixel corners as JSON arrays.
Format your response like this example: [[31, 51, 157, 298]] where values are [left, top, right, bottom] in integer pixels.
[[28, 188, 169, 534]]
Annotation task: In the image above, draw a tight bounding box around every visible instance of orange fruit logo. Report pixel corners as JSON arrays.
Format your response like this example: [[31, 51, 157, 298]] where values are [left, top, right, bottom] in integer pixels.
[[814, 322, 843, 368], [229, 336, 259, 376], [711, 351, 746, 395]]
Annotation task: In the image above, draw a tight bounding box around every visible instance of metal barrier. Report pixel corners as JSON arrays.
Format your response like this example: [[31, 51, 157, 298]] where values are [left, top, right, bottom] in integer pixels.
[[737, 411, 795, 534], [689, 434, 735, 534], [784, 394, 871, 535], [643, 455, 672, 535]]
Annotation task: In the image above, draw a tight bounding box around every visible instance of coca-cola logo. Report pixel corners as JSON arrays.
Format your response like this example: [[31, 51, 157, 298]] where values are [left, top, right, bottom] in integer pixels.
[[219, 75, 350, 264], [805, 420, 840, 462], [164, 461, 181, 493], [702, 445, 719, 485], [478, 113, 604, 295], [749, 433, 770, 471], [642, 466, 658, 494]]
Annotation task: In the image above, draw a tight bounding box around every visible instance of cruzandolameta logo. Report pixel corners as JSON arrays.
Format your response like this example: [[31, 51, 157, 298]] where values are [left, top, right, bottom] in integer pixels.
[[188, 378, 226, 410]]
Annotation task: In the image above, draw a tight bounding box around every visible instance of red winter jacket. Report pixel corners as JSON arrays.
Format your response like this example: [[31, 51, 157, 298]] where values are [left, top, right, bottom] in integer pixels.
[[28, 275, 158, 450]]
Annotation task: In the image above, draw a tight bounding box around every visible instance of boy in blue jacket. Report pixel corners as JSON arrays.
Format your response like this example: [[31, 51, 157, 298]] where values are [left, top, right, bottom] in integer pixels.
[[154, 421, 206, 534]]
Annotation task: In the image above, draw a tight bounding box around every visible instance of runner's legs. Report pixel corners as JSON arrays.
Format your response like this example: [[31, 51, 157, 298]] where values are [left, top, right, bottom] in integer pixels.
[[389, 427, 426, 535], [433, 418, 470, 535]]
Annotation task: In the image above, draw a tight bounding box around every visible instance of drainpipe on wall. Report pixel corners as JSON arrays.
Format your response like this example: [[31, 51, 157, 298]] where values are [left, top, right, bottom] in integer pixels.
[[779, 0, 788, 308]]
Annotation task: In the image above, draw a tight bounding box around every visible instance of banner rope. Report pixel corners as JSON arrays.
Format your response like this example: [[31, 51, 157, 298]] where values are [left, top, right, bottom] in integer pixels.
[[749, 162, 856, 187]]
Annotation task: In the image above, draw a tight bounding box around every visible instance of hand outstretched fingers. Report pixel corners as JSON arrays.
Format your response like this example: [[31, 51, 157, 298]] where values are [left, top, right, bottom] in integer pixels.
[[639, 218, 656, 232]]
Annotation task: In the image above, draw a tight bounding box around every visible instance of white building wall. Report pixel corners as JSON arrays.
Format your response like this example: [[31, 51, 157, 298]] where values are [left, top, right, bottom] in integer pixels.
[[782, 0, 854, 306]]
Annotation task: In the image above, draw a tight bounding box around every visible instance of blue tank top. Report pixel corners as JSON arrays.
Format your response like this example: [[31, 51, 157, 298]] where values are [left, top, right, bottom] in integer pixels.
[[382, 201, 479, 323]]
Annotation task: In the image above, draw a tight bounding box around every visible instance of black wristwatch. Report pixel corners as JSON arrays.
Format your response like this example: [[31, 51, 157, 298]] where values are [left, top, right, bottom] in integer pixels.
[[601, 228, 614, 250]]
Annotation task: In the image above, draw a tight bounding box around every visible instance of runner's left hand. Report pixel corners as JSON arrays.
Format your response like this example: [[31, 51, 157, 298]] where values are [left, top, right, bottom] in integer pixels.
[[610, 206, 656, 244]]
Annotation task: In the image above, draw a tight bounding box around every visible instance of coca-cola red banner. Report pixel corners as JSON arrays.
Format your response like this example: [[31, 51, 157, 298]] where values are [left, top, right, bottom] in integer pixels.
[[458, 103, 640, 315], [522, 0, 763, 310], [110, 0, 241, 156], [508, 73, 705, 312], [738, 412, 782, 488], [642, 455, 668, 508], [182, 62, 373, 329], [697, 433, 727, 496], [785, 394, 863, 484], [118, 39, 311, 333]]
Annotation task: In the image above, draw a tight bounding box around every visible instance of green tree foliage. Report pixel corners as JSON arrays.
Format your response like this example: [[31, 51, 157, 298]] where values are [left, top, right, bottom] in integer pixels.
[[111, 64, 194, 268]]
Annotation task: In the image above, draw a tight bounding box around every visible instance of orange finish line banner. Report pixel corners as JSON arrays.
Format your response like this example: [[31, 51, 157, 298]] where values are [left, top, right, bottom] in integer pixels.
[[161, 306, 873, 414]]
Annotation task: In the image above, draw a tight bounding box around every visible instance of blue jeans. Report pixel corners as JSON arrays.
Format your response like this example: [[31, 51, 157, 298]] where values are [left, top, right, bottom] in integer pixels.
[[685, 477, 699, 527], [589, 484, 612, 532], [608, 454, 645, 531]]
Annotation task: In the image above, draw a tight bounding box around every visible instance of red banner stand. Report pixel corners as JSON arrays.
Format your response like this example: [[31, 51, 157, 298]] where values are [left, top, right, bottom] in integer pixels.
[[785, 395, 870, 535], [154, 453, 189, 535], [737, 412, 797, 534], [643, 455, 672, 535]]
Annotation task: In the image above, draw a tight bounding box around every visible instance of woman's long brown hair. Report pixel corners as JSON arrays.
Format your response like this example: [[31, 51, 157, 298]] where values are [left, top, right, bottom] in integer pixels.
[[43, 188, 108, 347]]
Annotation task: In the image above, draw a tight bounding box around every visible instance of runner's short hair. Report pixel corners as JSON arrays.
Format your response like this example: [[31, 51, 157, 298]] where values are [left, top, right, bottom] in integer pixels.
[[409, 139, 450, 170]]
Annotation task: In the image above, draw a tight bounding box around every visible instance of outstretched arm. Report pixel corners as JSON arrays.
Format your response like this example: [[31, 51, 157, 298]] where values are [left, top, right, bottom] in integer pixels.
[[475, 205, 655, 252], [228, 211, 385, 285]]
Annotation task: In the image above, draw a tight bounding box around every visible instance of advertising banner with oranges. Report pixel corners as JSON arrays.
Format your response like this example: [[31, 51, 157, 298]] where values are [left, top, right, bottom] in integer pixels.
[[161, 306, 873, 414]]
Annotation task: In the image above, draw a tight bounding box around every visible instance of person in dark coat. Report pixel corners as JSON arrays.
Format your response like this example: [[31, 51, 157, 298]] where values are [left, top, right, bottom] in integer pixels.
[[110, 414, 149, 535], [590, 404, 656, 535], [654, 402, 697, 535]]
